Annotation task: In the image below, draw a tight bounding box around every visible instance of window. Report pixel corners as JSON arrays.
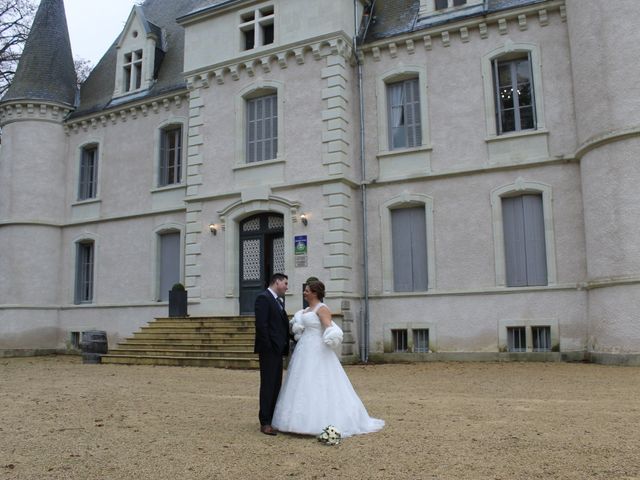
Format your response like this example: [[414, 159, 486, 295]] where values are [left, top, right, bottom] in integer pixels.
[[240, 5, 274, 51], [246, 93, 277, 163], [391, 206, 428, 292], [159, 231, 180, 301], [159, 125, 182, 186], [78, 145, 98, 201], [392, 329, 408, 352], [435, 0, 466, 9], [507, 327, 526, 352], [502, 194, 547, 287], [387, 78, 422, 150], [532, 326, 551, 352], [493, 54, 535, 135], [123, 50, 143, 92], [413, 329, 429, 353], [74, 241, 94, 304]]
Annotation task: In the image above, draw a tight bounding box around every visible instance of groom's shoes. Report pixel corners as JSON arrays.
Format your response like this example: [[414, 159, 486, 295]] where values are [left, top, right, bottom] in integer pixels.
[[260, 425, 277, 436]]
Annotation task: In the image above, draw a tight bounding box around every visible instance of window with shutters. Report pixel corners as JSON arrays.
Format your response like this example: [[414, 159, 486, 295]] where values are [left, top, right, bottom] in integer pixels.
[[502, 194, 547, 287], [387, 78, 422, 150], [74, 240, 94, 304], [159, 125, 183, 186], [78, 144, 98, 201], [391, 206, 428, 292], [491, 181, 556, 288], [246, 93, 278, 163]]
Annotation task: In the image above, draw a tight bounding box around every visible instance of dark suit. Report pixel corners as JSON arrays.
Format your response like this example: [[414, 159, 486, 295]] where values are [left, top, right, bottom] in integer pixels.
[[254, 289, 289, 426]]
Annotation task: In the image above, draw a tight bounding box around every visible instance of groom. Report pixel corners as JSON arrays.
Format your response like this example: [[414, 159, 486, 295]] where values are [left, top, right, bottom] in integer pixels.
[[254, 273, 289, 435]]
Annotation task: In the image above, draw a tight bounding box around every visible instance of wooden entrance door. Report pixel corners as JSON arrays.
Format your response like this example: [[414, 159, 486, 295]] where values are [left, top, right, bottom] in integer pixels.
[[239, 213, 284, 314]]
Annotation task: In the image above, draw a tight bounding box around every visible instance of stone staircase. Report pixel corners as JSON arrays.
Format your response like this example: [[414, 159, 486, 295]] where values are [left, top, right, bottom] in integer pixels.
[[101, 316, 259, 369]]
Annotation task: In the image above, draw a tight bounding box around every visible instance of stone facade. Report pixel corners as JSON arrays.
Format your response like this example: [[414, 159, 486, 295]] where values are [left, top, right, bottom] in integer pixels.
[[1, 0, 639, 364]]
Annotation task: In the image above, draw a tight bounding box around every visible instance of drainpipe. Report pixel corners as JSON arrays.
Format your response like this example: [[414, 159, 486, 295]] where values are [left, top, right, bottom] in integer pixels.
[[354, 0, 370, 362]]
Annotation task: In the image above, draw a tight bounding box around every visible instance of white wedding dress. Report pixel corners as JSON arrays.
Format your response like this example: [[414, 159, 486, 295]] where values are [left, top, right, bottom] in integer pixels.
[[271, 303, 384, 437]]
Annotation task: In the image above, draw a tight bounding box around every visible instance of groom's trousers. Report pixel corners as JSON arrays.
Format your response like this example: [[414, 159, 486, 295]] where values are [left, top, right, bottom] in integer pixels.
[[258, 350, 283, 425]]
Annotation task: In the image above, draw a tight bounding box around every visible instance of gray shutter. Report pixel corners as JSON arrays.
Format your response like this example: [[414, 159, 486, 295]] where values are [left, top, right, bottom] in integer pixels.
[[392, 206, 428, 292], [405, 78, 421, 148], [75, 242, 94, 304], [503, 195, 547, 286], [410, 206, 428, 290], [522, 194, 547, 285], [392, 208, 413, 292], [159, 232, 180, 301], [502, 196, 528, 287], [159, 130, 168, 185], [247, 99, 256, 162]]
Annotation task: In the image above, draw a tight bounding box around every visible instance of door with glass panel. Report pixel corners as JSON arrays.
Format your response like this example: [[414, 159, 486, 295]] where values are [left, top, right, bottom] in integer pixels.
[[239, 213, 284, 314]]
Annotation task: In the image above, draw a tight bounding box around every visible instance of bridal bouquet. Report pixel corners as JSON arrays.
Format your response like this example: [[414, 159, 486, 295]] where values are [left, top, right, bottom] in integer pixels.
[[317, 425, 341, 446]]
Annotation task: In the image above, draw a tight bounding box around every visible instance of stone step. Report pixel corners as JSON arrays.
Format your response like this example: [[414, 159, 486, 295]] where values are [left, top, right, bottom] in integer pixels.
[[101, 354, 259, 369], [146, 320, 255, 328], [139, 325, 254, 333], [108, 348, 257, 359], [115, 341, 254, 350], [130, 332, 254, 340]]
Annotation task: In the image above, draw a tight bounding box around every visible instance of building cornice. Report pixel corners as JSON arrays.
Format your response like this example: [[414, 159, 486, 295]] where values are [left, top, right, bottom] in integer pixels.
[[184, 32, 354, 90], [63, 89, 190, 135], [575, 125, 640, 160], [0, 100, 72, 128], [360, 0, 565, 61]]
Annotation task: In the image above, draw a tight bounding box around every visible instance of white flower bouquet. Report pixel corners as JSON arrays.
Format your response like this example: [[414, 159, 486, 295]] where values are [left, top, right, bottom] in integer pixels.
[[317, 425, 341, 446]]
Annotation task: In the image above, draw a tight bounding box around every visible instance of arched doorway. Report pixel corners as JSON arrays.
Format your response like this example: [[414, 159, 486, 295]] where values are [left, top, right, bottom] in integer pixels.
[[239, 213, 284, 314]]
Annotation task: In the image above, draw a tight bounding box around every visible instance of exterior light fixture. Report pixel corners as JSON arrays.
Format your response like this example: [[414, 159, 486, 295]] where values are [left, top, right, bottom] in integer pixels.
[[209, 224, 217, 235], [300, 214, 308, 226]]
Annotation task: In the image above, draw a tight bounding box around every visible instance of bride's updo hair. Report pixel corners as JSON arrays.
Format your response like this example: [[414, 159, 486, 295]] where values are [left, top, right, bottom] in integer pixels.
[[307, 280, 325, 301]]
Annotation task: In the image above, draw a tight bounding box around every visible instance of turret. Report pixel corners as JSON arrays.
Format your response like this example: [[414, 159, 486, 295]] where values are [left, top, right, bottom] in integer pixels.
[[0, 0, 76, 310], [566, 0, 640, 357]]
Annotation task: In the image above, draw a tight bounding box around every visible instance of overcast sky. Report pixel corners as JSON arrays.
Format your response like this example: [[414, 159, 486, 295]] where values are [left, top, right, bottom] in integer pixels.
[[64, 0, 139, 65]]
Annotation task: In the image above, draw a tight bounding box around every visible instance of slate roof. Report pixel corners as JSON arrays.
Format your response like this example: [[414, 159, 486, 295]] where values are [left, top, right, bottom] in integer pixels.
[[2, 0, 76, 106], [364, 0, 548, 42], [74, 0, 547, 118], [72, 0, 212, 118]]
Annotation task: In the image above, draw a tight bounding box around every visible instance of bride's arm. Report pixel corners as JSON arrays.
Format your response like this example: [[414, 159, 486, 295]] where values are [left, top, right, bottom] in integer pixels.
[[317, 305, 332, 328]]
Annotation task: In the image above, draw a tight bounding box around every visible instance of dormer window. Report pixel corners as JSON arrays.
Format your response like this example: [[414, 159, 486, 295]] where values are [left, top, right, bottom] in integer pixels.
[[419, 0, 480, 16], [240, 5, 274, 51], [435, 0, 466, 10], [113, 6, 165, 98], [123, 49, 143, 92]]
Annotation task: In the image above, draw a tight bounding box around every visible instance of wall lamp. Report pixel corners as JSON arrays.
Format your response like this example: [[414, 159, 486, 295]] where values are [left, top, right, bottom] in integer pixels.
[[209, 223, 218, 235], [300, 213, 308, 226]]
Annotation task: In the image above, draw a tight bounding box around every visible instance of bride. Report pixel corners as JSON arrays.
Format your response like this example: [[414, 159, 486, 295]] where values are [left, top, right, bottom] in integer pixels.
[[271, 280, 384, 438]]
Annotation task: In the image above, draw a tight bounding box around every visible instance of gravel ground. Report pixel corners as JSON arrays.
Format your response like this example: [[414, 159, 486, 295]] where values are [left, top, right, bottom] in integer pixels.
[[1, 355, 639, 480]]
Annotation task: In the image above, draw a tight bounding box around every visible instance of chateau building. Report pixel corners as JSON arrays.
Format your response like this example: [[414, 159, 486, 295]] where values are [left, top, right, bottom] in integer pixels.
[[1, 0, 639, 364]]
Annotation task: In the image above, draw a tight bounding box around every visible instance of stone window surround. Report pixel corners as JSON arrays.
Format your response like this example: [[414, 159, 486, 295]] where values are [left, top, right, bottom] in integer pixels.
[[481, 41, 546, 140], [234, 79, 285, 166], [490, 179, 557, 287], [383, 321, 437, 353], [154, 117, 187, 189], [380, 193, 437, 294], [376, 64, 431, 155], [152, 224, 185, 302], [238, 2, 275, 52], [498, 317, 559, 352], [74, 139, 102, 204], [71, 233, 99, 305]]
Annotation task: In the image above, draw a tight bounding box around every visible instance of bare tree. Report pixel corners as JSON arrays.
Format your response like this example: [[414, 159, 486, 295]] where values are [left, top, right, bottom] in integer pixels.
[[0, 0, 36, 97]]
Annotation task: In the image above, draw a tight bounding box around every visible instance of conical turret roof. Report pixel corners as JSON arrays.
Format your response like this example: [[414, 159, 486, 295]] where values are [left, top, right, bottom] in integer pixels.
[[2, 0, 77, 106]]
